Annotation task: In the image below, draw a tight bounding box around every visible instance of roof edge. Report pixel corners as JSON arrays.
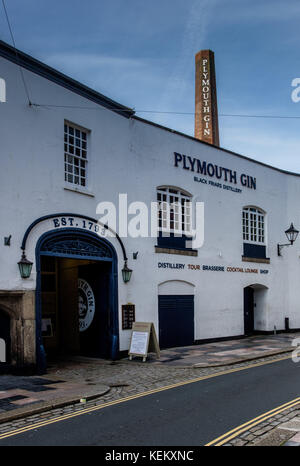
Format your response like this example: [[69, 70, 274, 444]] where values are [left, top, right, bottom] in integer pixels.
[[132, 115, 300, 178], [0, 40, 135, 118], [1, 40, 299, 177]]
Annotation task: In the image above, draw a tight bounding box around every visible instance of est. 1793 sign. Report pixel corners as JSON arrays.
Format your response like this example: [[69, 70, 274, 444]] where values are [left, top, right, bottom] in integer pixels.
[[52, 216, 107, 236]]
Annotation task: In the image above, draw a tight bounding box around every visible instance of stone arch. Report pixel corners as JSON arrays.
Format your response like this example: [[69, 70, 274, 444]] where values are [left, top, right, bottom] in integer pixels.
[[0, 292, 36, 368], [0, 301, 18, 320]]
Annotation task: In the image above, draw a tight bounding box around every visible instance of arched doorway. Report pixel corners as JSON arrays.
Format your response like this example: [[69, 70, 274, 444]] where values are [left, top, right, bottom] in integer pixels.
[[244, 284, 268, 335], [0, 308, 10, 364], [35, 228, 118, 371]]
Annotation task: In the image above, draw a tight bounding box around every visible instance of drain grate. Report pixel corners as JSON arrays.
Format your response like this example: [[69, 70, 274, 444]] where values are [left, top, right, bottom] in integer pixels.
[[109, 383, 130, 388]]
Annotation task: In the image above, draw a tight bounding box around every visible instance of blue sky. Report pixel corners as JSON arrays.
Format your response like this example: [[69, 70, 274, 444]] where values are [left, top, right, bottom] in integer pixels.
[[1, 0, 300, 171]]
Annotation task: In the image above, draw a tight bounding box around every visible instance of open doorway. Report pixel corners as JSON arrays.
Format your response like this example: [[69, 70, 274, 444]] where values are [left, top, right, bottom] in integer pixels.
[[244, 286, 254, 335], [243, 284, 268, 335], [35, 228, 119, 372], [40, 256, 112, 361]]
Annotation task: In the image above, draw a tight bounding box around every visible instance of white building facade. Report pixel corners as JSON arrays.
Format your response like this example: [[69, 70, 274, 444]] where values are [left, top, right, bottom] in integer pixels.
[[0, 40, 299, 373]]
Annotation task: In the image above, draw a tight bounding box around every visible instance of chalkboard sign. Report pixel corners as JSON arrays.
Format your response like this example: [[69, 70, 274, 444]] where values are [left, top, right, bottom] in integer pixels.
[[128, 322, 160, 362]]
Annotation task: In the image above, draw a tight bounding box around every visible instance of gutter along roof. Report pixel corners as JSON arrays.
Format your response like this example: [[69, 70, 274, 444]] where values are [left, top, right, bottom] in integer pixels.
[[0, 40, 134, 118]]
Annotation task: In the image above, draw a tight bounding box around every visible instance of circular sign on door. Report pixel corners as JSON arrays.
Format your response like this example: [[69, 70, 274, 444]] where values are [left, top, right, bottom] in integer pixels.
[[78, 278, 95, 332]]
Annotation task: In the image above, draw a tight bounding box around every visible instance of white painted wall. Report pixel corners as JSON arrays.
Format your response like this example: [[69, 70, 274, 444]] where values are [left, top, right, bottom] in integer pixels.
[[1, 54, 300, 353]]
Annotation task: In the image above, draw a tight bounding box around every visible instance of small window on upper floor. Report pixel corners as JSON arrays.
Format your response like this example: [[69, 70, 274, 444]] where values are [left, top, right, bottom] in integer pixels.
[[157, 186, 192, 236], [64, 122, 88, 188], [242, 206, 269, 261], [156, 186, 193, 251], [242, 207, 265, 244]]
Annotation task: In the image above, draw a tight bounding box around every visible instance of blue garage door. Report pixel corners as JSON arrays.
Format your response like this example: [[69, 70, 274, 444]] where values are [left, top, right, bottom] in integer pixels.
[[158, 295, 194, 349]]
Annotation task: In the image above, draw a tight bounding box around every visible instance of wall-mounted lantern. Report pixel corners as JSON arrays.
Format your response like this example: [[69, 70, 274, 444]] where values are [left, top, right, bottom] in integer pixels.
[[18, 251, 33, 278], [122, 261, 132, 283], [277, 223, 299, 256]]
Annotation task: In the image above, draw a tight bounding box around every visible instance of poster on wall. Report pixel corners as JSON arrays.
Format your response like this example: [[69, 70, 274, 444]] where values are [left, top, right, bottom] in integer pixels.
[[78, 278, 96, 332], [128, 322, 160, 362], [42, 318, 53, 337]]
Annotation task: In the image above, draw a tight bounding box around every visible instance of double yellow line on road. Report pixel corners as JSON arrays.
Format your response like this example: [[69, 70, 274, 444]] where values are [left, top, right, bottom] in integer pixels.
[[0, 354, 293, 441], [206, 396, 300, 446]]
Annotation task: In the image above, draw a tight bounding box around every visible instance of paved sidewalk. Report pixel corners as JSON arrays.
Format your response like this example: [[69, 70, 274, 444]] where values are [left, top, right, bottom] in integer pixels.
[[0, 332, 299, 429], [140, 332, 299, 367], [220, 407, 300, 446]]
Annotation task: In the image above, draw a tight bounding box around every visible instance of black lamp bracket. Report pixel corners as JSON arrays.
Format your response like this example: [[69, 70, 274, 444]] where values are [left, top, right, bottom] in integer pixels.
[[277, 243, 292, 256]]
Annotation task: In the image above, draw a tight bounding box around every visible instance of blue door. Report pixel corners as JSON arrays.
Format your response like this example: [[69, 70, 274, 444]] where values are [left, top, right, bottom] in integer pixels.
[[158, 295, 194, 349]]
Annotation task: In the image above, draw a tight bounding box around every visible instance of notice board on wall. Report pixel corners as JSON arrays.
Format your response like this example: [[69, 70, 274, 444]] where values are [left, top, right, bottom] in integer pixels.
[[122, 304, 135, 330], [128, 322, 160, 362]]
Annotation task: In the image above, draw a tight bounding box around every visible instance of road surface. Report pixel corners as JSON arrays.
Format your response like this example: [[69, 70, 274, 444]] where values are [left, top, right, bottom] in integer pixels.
[[0, 356, 299, 446]]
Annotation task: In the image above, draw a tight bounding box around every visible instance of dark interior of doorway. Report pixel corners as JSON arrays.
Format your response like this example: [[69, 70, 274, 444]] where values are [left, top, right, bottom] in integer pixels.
[[244, 286, 254, 336], [40, 256, 111, 361]]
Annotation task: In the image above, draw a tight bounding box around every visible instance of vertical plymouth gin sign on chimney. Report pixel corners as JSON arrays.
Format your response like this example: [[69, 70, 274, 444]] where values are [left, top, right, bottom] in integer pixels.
[[195, 50, 219, 146]]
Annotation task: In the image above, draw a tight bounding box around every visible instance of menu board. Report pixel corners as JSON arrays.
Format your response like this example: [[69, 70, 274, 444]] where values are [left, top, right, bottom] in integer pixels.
[[128, 322, 160, 362], [129, 331, 148, 355], [122, 304, 135, 330]]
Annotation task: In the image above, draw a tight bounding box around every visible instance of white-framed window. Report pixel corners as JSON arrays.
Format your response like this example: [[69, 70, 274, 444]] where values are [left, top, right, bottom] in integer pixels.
[[157, 186, 192, 235], [242, 207, 265, 244], [64, 122, 88, 187]]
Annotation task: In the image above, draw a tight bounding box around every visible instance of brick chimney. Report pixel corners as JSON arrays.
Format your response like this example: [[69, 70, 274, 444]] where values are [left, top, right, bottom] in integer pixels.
[[195, 50, 219, 146]]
